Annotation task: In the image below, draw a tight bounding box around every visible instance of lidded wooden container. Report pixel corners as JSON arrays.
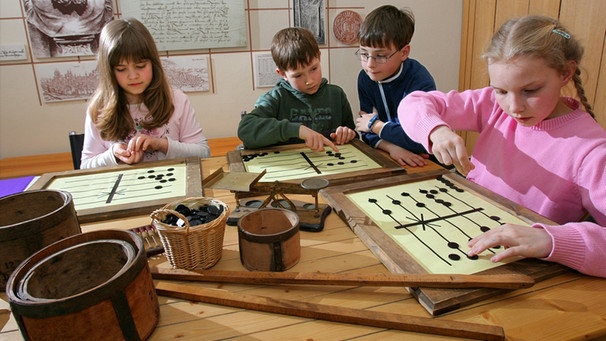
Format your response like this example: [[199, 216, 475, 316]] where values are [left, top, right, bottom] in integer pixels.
[[0, 189, 81, 290], [237, 208, 300, 271]]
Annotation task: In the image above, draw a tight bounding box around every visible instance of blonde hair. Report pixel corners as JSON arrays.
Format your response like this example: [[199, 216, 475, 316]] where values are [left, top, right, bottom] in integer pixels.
[[483, 15, 594, 118], [87, 17, 174, 141]]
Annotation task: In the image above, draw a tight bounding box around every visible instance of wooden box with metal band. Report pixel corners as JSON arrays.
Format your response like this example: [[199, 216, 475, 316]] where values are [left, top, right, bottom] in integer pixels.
[[27, 157, 203, 224], [320, 169, 570, 316]]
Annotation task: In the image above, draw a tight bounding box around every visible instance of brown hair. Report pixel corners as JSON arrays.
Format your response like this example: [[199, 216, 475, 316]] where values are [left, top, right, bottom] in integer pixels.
[[87, 17, 174, 141], [358, 5, 415, 50], [483, 15, 594, 117], [270, 27, 320, 72]]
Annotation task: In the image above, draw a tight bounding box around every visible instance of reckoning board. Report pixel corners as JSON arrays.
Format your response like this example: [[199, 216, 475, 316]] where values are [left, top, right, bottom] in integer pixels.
[[321, 170, 569, 315], [28, 157, 203, 223], [227, 139, 405, 185]]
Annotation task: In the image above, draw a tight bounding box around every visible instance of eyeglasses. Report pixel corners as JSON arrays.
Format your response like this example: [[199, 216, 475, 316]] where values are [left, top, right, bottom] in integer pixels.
[[355, 49, 399, 64]]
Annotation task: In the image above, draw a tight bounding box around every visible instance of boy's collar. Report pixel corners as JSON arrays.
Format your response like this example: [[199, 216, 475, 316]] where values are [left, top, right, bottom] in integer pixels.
[[377, 62, 404, 84]]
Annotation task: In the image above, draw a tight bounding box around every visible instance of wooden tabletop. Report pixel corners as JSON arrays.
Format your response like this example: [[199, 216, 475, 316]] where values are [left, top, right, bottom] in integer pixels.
[[1, 156, 605, 340]]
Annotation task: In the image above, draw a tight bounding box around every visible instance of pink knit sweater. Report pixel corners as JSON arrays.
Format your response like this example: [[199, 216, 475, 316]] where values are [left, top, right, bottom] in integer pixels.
[[82, 88, 209, 169], [399, 87, 606, 277]]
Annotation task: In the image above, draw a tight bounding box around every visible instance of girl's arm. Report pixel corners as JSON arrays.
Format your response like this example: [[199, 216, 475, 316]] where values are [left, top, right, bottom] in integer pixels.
[[80, 112, 120, 169], [165, 90, 210, 159]]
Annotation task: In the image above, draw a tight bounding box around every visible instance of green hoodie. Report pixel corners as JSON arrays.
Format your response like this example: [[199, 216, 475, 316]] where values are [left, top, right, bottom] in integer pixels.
[[238, 78, 355, 149]]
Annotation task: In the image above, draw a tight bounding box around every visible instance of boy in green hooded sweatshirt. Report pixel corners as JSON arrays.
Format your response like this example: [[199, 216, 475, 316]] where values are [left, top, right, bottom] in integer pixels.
[[238, 27, 356, 152]]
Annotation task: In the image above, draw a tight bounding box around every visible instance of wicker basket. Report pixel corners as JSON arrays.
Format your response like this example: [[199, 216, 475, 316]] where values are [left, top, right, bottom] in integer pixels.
[[150, 197, 229, 270]]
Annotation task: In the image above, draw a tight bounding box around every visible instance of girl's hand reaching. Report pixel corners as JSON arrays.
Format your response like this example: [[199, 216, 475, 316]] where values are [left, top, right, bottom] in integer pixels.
[[467, 223, 553, 263], [429, 125, 475, 175]]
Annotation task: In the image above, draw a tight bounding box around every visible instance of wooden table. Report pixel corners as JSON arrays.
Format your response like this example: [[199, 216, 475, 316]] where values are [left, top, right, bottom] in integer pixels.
[[1, 156, 605, 340]]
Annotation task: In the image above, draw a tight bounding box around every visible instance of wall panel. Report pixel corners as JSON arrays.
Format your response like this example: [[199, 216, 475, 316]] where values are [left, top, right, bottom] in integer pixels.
[[460, 0, 606, 152], [0, 1, 464, 159]]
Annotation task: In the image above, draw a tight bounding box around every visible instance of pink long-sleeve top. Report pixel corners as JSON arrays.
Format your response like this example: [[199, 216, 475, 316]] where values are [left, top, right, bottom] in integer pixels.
[[81, 88, 210, 169], [398, 87, 606, 277]]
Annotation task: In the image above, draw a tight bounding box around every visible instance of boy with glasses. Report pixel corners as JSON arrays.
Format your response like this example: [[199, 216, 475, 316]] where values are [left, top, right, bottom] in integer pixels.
[[355, 5, 436, 167]]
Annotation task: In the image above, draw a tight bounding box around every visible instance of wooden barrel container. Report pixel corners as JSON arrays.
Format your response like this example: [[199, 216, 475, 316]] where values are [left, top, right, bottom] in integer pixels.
[[237, 208, 300, 271], [0, 189, 81, 290], [6, 230, 160, 341]]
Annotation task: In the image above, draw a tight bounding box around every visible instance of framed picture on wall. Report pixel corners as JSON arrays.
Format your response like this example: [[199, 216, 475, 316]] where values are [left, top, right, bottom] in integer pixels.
[[293, 0, 325, 44], [35, 61, 99, 103], [253, 52, 282, 88], [121, 0, 247, 50], [161, 55, 210, 92], [24, 0, 113, 58]]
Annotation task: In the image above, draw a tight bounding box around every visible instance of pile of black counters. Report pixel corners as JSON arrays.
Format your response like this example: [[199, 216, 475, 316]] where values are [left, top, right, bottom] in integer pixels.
[[163, 203, 224, 227]]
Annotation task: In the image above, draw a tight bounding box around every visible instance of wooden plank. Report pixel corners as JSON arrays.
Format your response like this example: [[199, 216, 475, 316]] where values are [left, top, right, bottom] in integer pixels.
[[528, 0, 560, 16], [0, 152, 73, 179], [150, 267, 535, 290], [321, 171, 570, 315], [155, 281, 506, 341], [560, 0, 606, 129], [495, 0, 531, 28], [208, 136, 243, 157]]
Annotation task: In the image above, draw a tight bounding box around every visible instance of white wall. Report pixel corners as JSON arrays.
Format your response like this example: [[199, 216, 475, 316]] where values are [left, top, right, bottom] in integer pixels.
[[0, 0, 462, 158]]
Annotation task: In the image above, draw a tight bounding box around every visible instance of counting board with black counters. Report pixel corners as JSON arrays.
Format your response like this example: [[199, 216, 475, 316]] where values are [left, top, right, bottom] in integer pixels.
[[227, 139, 406, 185]]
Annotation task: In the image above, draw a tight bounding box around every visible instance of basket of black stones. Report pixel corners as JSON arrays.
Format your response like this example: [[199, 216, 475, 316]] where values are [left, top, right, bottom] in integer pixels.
[[150, 197, 229, 270]]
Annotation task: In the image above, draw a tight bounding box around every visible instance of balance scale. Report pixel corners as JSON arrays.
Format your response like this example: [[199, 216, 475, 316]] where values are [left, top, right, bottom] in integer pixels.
[[203, 168, 332, 232]]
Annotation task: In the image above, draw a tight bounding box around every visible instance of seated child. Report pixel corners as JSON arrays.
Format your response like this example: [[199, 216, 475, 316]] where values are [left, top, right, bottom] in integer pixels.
[[355, 5, 436, 167], [399, 15, 606, 277], [81, 18, 210, 169], [238, 27, 357, 152]]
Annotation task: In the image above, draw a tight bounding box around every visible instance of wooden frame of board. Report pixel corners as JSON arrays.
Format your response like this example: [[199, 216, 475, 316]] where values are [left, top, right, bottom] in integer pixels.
[[320, 169, 569, 315], [28, 157, 203, 223], [227, 139, 405, 186]]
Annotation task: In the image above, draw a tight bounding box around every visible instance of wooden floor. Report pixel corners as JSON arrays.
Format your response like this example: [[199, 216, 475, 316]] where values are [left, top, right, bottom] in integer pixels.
[[0, 137, 242, 179]]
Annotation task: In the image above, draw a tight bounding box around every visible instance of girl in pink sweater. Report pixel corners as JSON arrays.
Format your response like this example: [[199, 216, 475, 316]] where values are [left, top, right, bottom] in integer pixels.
[[398, 15, 606, 277]]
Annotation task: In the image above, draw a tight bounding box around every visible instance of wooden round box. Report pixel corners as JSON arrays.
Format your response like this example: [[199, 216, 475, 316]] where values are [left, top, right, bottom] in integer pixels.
[[237, 208, 300, 271], [6, 230, 160, 341], [0, 189, 81, 290]]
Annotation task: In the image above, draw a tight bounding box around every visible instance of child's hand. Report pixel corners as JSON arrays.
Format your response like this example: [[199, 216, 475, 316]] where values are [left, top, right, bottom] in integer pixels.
[[113, 142, 143, 164], [467, 223, 553, 262], [429, 125, 474, 175], [127, 134, 168, 154], [355, 108, 379, 133], [380, 140, 428, 167], [299, 125, 337, 152], [330, 126, 356, 145]]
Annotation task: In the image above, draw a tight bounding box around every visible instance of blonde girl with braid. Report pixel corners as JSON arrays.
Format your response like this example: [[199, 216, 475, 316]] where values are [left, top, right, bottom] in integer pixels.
[[399, 15, 606, 277]]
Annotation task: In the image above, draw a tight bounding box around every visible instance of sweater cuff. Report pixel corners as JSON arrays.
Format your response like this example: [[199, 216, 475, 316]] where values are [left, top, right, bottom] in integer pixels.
[[377, 121, 388, 137], [536, 223, 585, 270], [416, 117, 450, 153], [286, 123, 302, 140]]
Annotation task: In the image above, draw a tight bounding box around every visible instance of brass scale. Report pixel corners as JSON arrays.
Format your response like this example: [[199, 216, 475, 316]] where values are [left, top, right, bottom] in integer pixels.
[[203, 168, 332, 232]]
